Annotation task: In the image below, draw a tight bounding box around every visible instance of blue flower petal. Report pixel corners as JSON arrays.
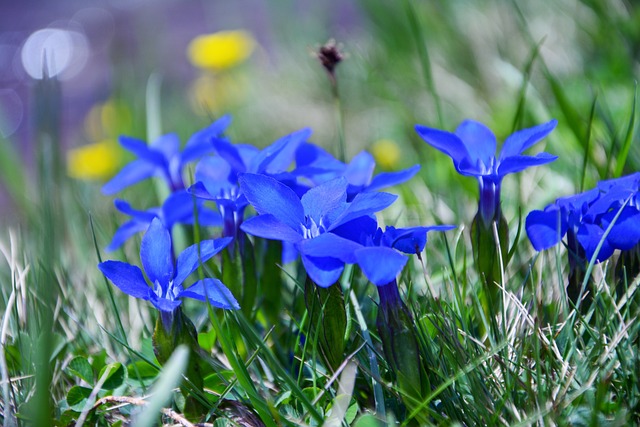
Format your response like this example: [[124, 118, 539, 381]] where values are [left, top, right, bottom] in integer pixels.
[[212, 138, 247, 174], [162, 191, 197, 227], [297, 233, 363, 264], [180, 278, 239, 309], [330, 191, 397, 229], [140, 218, 174, 286], [496, 153, 558, 176], [282, 241, 299, 264], [196, 206, 223, 227], [301, 177, 348, 223], [98, 261, 150, 300], [149, 134, 180, 161], [118, 136, 166, 165], [525, 208, 566, 251], [240, 214, 303, 242], [367, 165, 420, 193], [294, 143, 345, 183], [355, 247, 408, 286], [148, 292, 182, 312], [415, 125, 469, 170], [500, 119, 557, 160], [344, 152, 375, 187], [184, 115, 232, 148], [101, 160, 156, 195], [239, 173, 305, 231], [301, 254, 344, 288], [389, 225, 456, 253], [114, 199, 158, 222], [188, 181, 215, 201], [330, 215, 378, 244], [106, 220, 149, 252], [455, 120, 496, 167], [601, 207, 640, 251], [252, 128, 311, 174], [577, 223, 614, 263], [174, 237, 233, 287], [180, 142, 217, 166]]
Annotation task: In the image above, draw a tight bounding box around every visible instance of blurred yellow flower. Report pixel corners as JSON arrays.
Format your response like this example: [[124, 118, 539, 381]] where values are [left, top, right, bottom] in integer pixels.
[[187, 30, 255, 70], [84, 100, 132, 141], [67, 140, 122, 181], [189, 73, 249, 115], [372, 139, 401, 170]]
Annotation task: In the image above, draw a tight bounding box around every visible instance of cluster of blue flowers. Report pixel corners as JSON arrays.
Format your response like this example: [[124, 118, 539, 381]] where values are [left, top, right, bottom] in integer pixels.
[[98, 114, 450, 321], [526, 173, 640, 266], [97, 111, 640, 412]]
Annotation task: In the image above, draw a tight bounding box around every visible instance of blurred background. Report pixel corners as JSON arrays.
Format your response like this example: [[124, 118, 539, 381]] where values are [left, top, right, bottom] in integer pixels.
[[1, 0, 639, 227]]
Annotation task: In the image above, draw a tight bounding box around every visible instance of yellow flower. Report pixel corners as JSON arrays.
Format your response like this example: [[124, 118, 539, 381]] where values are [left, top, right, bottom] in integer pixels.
[[371, 139, 401, 170], [67, 140, 122, 181], [84, 100, 132, 141], [187, 30, 255, 70], [189, 73, 249, 115]]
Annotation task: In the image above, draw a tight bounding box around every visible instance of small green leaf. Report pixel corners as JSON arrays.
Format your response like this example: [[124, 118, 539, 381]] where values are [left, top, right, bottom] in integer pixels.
[[68, 357, 94, 384], [345, 402, 358, 424], [98, 362, 126, 390], [66, 386, 92, 412], [198, 329, 217, 352], [57, 409, 80, 426], [90, 349, 107, 376], [352, 413, 382, 427], [274, 390, 292, 407], [127, 361, 159, 381]]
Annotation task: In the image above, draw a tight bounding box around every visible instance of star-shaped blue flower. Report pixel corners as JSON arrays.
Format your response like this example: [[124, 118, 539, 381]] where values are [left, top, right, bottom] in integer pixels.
[[416, 119, 558, 225], [102, 116, 231, 195], [335, 217, 454, 286], [99, 218, 238, 312], [238, 173, 397, 287]]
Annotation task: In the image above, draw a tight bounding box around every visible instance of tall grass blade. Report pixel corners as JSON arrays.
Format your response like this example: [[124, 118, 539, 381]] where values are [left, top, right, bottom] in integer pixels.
[[403, 0, 443, 126], [580, 97, 597, 192], [613, 83, 637, 178]]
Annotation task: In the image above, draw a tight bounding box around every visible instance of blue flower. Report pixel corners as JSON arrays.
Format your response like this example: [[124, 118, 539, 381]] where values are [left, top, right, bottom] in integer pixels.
[[98, 218, 238, 312], [106, 190, 222, 252], [340, 219, 455, 286], [526, 173, 640, 263], [238, 173, 397, 287], [102, 116, 231, 195], [525, 188, 600, 253], [293, 144, 420, 201], [416, 119, 557, 225], [188, 128, 311, 239]]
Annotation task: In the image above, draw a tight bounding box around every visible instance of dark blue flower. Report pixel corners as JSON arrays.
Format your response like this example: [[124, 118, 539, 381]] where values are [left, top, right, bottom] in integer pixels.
[[351, 223, 455, 286], [99, 218, 238, 312], [525, 188, 599, 252], [526, 173, 640, 263], [416, 119, 557, 225], [102, 116, 230, 195], [106, 190, 222, 252], [239, 173, 397, 287]]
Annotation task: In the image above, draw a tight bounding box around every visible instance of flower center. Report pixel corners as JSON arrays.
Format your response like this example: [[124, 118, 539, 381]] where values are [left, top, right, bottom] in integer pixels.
[[301, 216, 326, 239], [154, 280, 182, 301]]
